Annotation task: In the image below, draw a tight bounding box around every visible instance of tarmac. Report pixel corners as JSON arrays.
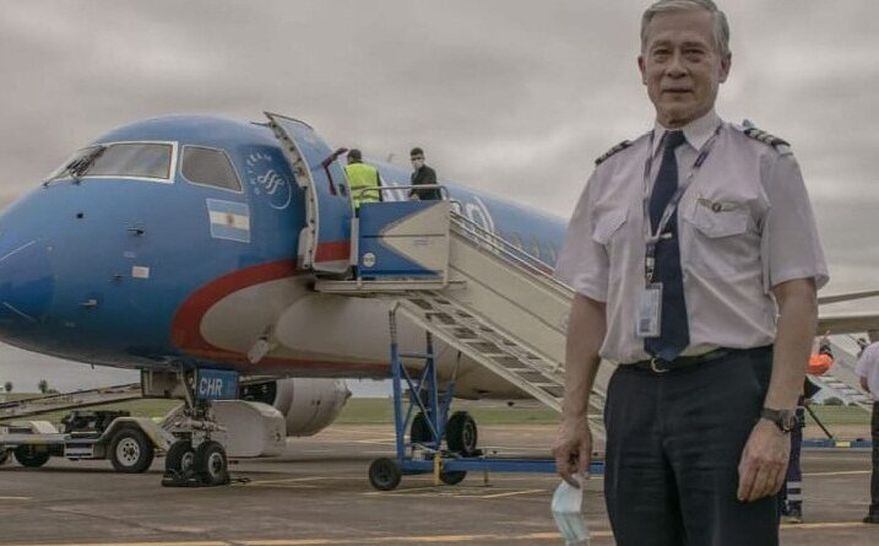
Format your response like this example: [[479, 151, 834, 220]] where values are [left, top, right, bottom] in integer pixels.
[[0, 424, 876, 546]]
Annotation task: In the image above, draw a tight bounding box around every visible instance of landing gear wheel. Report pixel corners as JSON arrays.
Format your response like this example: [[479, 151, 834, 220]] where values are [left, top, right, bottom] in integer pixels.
[[439, 470, 467, 485], [109, 427, 155, 473], [410, 412, 432, 444], [164, 440, 196, 475], [194, 441, 229, 486], [13, 445, 50, 468], [369, 457, 402, 491], [446, 411, 478, 456]]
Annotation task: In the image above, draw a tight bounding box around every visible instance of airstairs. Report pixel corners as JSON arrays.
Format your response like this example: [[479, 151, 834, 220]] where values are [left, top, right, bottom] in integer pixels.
[[0, 383, 142, 421], [316, 200, 611, 436], [811, 341, 874, 412]]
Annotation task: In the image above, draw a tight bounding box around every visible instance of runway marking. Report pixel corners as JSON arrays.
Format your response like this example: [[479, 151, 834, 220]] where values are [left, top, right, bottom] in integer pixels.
[[362, 485, 547, 499], [804, 470, 872, 477], [3, 524, 872, 546], [474, 488, 546, 499], [0, 496, 31, 501], [780, 521, 874, 530], [239, 531, 616, 545]]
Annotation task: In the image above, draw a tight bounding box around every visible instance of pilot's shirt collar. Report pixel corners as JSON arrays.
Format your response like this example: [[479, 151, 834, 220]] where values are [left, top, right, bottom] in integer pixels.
[[651, 109, 722, 158]]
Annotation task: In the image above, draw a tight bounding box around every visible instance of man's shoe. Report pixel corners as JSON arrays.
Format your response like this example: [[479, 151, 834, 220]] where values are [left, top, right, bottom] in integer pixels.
[[785, 507, 803, 524], [863, 513, 879, 524]]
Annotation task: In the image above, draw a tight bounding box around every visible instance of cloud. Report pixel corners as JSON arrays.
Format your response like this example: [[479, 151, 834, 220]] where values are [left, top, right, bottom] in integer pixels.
[[0, 0, 876, 282]]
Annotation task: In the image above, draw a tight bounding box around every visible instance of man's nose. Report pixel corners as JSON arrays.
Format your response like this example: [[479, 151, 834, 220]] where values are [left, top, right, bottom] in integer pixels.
[[665, 51, 687, 77]]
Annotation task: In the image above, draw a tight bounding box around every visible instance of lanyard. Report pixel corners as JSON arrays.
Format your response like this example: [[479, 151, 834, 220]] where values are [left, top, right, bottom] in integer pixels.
[[643, 126, 721, 284]]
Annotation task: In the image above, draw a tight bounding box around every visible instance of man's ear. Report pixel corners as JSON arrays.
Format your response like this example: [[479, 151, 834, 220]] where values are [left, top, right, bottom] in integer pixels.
[[638, 55, 647, 85], [718, 53, 732, 83]]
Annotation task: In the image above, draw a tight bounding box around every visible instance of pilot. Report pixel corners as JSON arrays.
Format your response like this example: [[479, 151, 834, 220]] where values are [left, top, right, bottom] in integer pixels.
[[552, 1, 828, 544], [408, 147, 441, 201], [856, 339, 879, 524], [344, 149, 382, 211]]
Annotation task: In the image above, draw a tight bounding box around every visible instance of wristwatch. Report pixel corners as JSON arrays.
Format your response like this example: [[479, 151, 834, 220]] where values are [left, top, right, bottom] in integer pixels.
[[761, 407, 797, 433]]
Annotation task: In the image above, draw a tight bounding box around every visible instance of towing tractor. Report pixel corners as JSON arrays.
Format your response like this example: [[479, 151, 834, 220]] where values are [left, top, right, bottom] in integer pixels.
[[0, 409, 173, 472]]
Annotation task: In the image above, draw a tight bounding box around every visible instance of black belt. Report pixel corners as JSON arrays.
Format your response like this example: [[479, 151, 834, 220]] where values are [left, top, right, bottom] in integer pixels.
[[629, 346, 772, 374]]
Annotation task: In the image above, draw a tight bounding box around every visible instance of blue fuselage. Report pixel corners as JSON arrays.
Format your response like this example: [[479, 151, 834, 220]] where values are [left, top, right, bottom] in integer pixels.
[[0, 115, 567, 372]]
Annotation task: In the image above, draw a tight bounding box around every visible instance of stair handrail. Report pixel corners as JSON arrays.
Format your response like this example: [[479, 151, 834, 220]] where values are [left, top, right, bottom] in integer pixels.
[[448, 210, 573, 295]]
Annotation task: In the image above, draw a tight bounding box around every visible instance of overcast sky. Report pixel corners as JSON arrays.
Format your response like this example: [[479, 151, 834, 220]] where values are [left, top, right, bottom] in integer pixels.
[[1, 1, 878, 389]]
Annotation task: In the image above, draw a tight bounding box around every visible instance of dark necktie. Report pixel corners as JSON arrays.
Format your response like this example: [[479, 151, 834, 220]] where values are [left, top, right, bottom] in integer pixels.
[[644, 130, 690, 362]]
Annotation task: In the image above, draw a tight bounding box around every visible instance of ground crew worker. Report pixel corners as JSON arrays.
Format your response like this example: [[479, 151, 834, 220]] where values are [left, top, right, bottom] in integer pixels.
[[552, 1, 828, 544], [807, 335, 834, 375], [856, 340, 879, 524], [779, 372, 824, 523], [344, 149, 381, 211], [408, 147, 441, 201]]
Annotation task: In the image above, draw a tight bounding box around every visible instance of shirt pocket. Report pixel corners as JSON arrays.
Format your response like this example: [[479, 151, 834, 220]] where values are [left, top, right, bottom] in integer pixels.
[[682, 202, 756, 278], [591, 207, 629, 246]]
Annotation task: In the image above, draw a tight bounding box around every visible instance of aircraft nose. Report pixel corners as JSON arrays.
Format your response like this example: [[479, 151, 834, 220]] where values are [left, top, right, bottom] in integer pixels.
[[0, 237, 55, 328]]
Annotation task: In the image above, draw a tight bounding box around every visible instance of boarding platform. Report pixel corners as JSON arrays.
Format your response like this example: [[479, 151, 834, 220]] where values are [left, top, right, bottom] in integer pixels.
[[264, 112, 873, 489]]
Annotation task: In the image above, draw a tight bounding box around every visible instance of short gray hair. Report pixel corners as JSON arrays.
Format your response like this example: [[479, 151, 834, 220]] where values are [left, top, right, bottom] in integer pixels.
[[641, 0, 731, 57]]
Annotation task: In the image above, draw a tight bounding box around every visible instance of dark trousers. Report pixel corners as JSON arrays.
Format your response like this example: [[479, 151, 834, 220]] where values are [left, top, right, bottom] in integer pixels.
[[872, 402, 879, 515], [779, 404, 805, 513], [604, 347, 778, 546]]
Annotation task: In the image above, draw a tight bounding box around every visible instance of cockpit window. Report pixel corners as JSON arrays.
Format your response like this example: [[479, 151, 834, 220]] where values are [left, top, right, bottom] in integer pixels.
[[180, 146, 241, 192], [47, 142, 173, 182], [88, 143, 172, 179]]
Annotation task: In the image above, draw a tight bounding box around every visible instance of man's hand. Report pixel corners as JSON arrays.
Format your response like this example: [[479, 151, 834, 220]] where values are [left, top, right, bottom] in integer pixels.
[[553, 418, 592, 488], [737, 419, 790, 502]]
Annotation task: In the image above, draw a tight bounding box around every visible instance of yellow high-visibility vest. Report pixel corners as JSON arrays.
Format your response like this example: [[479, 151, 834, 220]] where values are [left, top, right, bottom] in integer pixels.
[[344, 162, 381, 209]]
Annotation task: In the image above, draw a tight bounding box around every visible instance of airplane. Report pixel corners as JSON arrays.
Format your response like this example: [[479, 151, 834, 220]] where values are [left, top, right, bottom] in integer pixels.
[[0, 112, 877, 485]]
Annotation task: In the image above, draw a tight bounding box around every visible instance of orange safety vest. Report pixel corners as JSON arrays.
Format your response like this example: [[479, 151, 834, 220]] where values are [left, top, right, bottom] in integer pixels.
[[807, 353, 833, 375]]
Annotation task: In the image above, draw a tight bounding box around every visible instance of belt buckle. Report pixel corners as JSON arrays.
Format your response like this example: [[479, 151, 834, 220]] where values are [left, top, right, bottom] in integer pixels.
[[650, 357, 669, 374]]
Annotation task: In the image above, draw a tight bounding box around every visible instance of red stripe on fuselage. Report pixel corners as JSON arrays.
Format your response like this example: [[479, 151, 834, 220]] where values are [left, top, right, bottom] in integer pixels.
[[314, 240, 350, 262], [170, 243, 388, 375]]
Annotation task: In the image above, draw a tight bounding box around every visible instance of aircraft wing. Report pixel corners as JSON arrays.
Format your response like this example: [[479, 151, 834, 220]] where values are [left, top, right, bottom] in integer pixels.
[[817, 313, 879, 335], [818, 289, 879, 305]]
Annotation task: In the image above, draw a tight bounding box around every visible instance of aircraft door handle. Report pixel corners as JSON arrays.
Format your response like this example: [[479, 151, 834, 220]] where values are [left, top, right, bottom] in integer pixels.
[[127, 227, 145, 236]]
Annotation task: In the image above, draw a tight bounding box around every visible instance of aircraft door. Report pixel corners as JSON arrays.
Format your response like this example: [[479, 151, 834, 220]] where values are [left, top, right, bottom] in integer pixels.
[[265, 112, 352, 274]]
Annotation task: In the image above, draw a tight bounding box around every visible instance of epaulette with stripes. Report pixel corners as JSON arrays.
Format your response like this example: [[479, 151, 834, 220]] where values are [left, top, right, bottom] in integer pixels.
[[594, 140, 633, 165], [741, 123, 791, 154]]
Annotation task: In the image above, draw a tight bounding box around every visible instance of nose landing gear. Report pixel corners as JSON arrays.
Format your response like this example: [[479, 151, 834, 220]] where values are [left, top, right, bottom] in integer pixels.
[[154, 368, 231, 488]]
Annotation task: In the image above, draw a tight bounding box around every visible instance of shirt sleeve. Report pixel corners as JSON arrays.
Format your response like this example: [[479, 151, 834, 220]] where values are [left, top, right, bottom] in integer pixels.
[[554, 172, 610, 302], [760, 153, 830, 291], [855, 345, 876, 377]]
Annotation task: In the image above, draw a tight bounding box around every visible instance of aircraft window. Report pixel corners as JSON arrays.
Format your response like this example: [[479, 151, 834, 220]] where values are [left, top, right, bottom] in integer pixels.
[[509, 232, 525, 252], [546, 244, 558, 265], [86, 143, 173, 179], [181, 146, 241, 191], [46, 145, 105, 182]]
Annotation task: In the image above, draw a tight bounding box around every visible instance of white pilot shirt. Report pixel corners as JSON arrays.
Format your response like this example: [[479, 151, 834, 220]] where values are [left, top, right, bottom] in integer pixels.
[[555, 110, 829, 365], [856, 342, 879, 400]]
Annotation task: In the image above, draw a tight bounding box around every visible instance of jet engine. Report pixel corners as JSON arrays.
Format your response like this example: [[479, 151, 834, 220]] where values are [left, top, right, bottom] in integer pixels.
[[240, 378, 351, 437]]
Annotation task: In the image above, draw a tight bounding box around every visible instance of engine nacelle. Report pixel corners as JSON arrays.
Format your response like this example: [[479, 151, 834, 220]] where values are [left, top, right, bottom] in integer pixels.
[[240, 378, 350, 437]]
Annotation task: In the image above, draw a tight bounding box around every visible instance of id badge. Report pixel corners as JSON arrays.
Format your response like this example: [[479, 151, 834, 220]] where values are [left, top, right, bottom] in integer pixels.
[[635, 283, 663, 338]]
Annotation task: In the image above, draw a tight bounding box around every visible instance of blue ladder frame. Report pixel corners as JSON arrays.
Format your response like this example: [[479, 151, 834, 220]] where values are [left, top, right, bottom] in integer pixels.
[[383, 307, 604, 484]]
